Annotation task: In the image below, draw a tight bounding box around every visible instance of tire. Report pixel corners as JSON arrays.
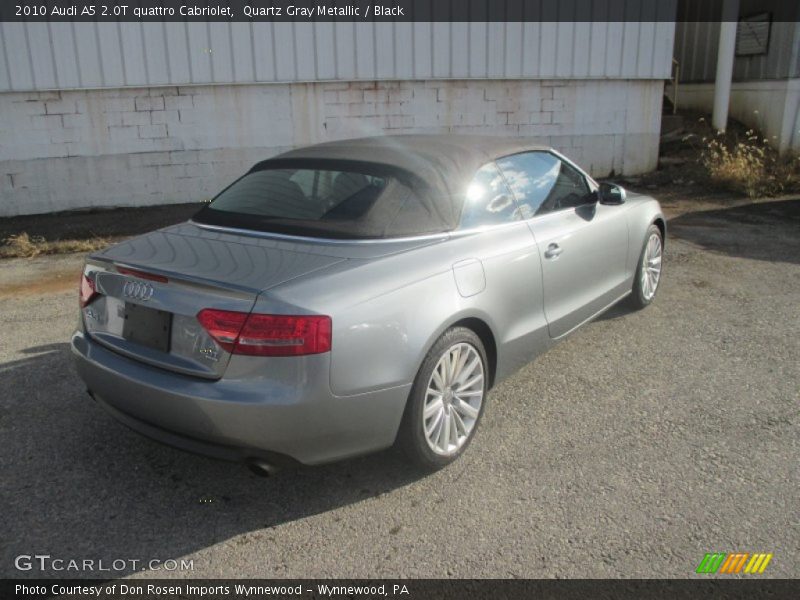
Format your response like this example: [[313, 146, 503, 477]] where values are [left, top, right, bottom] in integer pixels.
[[627, 223, 664, 310], [397, 327, 489, 470]]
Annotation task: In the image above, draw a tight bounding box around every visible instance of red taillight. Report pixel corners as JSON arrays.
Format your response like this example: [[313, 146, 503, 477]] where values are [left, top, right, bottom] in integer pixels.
[[117, 266, 168, 283], [196, 309, 248, 353], [196, 309, 332, 356], [79, 273, 98, 308], [238, 313, 332, 356]]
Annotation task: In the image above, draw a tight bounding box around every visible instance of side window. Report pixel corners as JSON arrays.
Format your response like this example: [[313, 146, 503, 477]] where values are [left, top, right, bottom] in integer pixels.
[[496, 152, 594, 217], [460, 162, 520, 229]]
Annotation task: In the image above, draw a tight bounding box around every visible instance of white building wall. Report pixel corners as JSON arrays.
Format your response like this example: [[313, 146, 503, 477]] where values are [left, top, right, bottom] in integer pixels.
[[0, 16, 675, 217], [674, 2, 800, 82], [0, 19, 676, 91], [0, 78, 663, 216], [669, 79, 800, 153]]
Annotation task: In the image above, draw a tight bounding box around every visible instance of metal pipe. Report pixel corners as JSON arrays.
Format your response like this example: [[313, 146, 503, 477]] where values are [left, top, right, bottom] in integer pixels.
[[712, 0, 740, 132], [673, 61, 679, 115]]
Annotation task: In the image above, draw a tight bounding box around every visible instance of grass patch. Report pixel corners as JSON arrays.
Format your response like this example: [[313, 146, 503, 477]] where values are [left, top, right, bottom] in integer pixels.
[[0, 232, 112, 259], [637, 113, 800, 201], [701, 131, 800, 198]]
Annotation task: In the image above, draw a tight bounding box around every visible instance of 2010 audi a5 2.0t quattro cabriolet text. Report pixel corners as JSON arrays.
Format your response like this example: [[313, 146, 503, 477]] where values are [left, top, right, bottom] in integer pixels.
[[73, 135, 665, 471]]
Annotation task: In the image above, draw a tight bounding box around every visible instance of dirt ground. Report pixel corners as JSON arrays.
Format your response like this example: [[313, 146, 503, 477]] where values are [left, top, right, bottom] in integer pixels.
[[2, 115, 797, 579], [0, 202, 203, 245], [1, 192, 797, 579]]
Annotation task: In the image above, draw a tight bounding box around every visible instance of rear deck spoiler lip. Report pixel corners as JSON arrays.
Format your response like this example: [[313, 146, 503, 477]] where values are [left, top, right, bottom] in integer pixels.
[[85, 254, 349, 296], [190, 220, 451, 246]]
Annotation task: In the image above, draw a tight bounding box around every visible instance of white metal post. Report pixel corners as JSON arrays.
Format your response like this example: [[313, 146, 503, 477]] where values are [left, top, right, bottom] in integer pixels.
[[712, 0, 740, 132]]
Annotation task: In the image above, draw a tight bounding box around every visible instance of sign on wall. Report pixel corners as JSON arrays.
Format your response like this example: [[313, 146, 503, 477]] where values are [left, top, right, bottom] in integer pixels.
[[736, 13, 771, 56]]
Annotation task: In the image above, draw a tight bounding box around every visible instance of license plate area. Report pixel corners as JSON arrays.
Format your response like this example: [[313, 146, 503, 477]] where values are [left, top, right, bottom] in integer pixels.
[[122, 303, 172, 353]]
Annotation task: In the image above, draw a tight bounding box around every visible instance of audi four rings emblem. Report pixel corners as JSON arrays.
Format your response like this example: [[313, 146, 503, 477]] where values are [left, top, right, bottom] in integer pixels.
[[123, 280, 155, 301]]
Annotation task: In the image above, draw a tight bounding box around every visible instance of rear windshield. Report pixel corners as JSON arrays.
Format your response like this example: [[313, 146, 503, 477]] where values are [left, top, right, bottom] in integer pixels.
[[193, 163, 447, 239]]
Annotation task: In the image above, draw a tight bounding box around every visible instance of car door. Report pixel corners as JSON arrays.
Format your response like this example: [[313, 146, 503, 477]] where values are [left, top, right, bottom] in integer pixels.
[[454, 162, 550, 373], [496, 151, 629, 339]]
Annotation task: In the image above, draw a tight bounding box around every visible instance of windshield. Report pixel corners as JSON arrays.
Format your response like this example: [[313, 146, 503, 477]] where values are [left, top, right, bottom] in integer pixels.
[[193, 164, 447, 239]]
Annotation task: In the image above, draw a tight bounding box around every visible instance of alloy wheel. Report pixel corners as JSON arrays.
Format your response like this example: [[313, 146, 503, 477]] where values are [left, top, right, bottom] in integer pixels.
[[422, 342, 485, 456], [641, 232, 662, 300]]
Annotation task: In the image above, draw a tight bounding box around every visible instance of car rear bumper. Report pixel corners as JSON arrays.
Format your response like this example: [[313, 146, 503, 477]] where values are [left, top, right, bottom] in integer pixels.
[[71, 330, 410, 465]]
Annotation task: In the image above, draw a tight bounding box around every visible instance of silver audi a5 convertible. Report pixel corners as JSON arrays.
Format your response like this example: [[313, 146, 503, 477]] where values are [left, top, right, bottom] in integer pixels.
[[73, 135, 665, 471]]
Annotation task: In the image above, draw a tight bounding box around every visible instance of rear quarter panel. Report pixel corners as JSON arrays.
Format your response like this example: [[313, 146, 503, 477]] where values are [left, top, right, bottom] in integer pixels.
[[256, 221, 550, 397]]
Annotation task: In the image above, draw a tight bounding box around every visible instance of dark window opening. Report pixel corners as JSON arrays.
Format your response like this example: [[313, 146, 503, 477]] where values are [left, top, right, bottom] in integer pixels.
[[193, 162, 450, 239]]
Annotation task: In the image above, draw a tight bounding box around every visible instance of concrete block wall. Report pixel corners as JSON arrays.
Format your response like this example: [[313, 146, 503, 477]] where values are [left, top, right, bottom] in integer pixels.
[[0, 79, 663, 217]]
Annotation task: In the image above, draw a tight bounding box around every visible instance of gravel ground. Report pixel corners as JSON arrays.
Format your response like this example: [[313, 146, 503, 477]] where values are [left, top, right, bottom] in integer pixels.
[[0, 197, 797, 579]]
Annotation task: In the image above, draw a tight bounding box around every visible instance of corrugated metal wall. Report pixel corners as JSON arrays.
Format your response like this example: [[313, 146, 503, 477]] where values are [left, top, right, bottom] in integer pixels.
[[0, 18, 676, 92], [674, 0, 800, 82]]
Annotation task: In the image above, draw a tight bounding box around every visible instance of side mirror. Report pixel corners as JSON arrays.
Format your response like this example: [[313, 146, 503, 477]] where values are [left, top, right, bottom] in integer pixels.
[[598, 182, 627, 205]]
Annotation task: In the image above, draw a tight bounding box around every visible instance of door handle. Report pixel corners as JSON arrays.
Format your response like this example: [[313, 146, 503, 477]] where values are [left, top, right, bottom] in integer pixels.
[[544, 243, 563, 259]]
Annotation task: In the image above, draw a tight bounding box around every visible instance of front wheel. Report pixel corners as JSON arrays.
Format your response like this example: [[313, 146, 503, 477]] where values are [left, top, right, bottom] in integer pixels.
[[397, 327, 488, 470], [627, 224, 663, 310]]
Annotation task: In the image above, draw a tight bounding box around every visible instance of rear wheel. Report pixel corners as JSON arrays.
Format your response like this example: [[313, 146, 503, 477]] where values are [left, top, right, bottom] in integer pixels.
[[627, 224, 663, 309], [398, 327, 488, 470]]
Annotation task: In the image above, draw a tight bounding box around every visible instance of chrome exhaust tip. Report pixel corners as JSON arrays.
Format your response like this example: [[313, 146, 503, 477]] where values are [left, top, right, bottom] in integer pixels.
[[247, 459, 279, 477]]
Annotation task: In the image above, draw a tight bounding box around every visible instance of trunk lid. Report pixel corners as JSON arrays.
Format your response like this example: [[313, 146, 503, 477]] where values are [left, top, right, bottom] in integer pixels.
[[82, 223, 348, 378]]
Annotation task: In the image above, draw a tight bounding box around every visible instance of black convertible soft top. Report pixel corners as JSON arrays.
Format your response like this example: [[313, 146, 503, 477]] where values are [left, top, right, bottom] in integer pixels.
[[266, 134, 547, 183], [251, 135, 550, 231], [195, 135, 553, 239]]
